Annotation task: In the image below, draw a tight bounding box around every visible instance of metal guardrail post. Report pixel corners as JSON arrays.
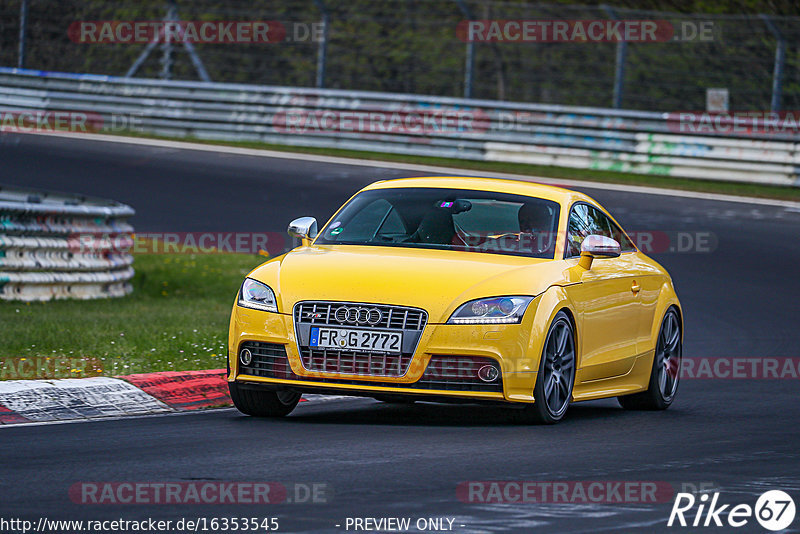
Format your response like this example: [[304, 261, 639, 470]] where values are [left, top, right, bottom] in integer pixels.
[[602, 5, 627, 109], [160, 38, 174, 80], [760, 14, 785, 113], [17, 0, 28, 69], [313, 0, 330, 89], [455, 0, 475, 99]]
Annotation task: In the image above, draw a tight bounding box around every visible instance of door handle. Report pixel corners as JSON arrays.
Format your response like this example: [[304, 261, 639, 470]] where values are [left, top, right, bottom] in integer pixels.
[[631, 281, 641, 294]]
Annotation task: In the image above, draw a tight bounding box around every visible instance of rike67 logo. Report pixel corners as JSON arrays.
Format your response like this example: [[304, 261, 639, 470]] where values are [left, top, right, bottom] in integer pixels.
[[668, 490, 796, 531]]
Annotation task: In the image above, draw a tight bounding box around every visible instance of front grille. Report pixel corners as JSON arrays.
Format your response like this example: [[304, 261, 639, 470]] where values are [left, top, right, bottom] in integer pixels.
[[293, 302, 427, 331], [238, 342, 503, 394], [293, 301, 427, 378]]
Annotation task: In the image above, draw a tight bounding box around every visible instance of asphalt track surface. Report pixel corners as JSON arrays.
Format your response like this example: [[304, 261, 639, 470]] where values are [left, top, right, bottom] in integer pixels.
[[2, 133, 800, 533]]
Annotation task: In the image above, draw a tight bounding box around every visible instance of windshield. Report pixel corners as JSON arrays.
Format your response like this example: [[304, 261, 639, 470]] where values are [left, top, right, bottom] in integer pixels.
[[315, 187, 561, 259]]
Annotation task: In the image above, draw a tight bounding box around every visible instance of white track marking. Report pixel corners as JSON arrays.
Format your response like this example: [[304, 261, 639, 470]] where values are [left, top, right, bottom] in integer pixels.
[[0, 390, 363, 427], [0, 377, 171, 422]]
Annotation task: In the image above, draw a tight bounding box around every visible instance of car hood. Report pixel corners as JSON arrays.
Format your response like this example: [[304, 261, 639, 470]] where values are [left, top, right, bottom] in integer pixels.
[[248, 245, 570, 323]]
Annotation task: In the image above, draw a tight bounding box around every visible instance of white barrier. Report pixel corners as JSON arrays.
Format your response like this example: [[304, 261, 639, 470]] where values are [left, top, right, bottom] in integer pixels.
[[0, 67, 798, 187], [0, 185, 135, 301]]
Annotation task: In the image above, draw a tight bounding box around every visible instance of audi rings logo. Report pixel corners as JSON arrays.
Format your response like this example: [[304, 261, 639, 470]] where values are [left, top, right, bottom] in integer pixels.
[[334, 306, 382, 325]]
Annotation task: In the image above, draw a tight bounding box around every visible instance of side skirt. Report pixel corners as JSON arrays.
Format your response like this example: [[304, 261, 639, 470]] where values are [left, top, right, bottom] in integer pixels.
[[571, 350, 655, 402]]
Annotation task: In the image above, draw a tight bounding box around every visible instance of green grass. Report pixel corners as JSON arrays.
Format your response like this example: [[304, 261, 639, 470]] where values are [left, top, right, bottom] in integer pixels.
[[120, 131, 800, 201], [0, 253, 266, 379]]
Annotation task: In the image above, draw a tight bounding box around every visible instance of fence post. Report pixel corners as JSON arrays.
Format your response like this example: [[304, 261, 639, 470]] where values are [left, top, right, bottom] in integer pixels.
[[159, 1, 178, 80], [602, 5, 627, 109], [760, 14, 785, 113], [17, 0, 29, 69], [126, 0, 210, 81], [455, 1, 475, 99], [313, 0, 330, 88]]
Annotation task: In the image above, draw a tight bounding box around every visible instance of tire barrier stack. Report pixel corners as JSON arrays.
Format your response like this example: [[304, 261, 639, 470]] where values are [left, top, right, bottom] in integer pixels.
[[0, 185, 135, 301]]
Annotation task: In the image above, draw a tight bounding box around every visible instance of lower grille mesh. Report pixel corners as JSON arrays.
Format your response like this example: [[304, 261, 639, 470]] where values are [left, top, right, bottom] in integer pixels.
[[238, 342, 503, 393], [415, 355, 503, 392], [238, 341, 295, 380]]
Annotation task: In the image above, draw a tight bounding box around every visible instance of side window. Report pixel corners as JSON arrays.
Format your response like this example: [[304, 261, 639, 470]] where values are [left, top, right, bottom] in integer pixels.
[[567, 204, 601, 257], [566, 203, 634, 257], [587, 206, 612, 237], [608, 219, 636, 252], [567, 205, 586, 257]]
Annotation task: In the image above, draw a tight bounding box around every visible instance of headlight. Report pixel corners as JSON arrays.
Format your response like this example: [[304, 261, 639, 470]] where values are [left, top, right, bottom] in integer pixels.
[[237, 278, 278, 313], [447, 296, 534, 324]]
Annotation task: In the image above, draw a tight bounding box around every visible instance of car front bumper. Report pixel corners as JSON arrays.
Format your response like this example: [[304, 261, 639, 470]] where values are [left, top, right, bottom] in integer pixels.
[[228, 303, 543, 404]]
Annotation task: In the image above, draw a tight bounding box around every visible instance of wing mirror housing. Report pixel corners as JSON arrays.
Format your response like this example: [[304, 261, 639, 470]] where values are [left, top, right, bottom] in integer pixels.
[[288, 217, 318, 246], [579, 234, 621, 269]]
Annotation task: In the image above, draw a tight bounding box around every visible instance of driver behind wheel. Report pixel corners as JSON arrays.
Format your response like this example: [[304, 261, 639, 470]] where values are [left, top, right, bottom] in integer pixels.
[[515, 202, 556, 255]]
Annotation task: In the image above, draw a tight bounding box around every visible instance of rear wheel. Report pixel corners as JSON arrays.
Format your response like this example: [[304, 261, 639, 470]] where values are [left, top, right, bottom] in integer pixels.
[[618, 307, 681, 410], [515, 311, 576, 424], [229, 382, 301, 417]]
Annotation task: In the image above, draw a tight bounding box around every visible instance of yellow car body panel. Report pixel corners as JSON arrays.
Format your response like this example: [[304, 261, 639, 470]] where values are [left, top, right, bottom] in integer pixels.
[[228, 176, 682, 406]]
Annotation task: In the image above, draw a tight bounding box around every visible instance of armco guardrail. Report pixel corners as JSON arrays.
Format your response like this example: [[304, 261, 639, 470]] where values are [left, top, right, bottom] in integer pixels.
[[0, 184, 135, 301], [0, 67, 798, 187]]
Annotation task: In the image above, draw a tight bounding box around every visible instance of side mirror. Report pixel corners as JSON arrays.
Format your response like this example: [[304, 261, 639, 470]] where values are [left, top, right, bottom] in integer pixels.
[[579, 234, 621, 269], [288, 217, 318, 246]]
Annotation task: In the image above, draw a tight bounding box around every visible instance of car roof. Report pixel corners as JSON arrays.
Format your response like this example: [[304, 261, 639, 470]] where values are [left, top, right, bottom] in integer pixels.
[[362, 176, 597, 207]]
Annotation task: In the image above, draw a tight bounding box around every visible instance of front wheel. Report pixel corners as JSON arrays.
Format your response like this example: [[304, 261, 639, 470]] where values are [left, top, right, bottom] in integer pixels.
[[618, 307, 681, 410], [515, 311, 576, 424], [229, 382, 301, 417]]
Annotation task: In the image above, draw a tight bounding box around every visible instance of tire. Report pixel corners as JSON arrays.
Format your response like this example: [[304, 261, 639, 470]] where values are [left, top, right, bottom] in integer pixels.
[[229, 382, 301, 417], [515, 311, 576, 424], [618, 307, 681, 411]]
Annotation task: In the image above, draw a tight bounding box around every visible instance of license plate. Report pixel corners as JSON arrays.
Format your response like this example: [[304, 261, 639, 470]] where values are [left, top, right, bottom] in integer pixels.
[[309, 327, 402, 353]]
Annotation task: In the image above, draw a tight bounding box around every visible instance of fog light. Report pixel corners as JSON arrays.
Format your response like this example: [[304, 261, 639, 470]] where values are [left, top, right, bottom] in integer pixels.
[[477, 364, 499, 383], [239, 348, 252, 366]]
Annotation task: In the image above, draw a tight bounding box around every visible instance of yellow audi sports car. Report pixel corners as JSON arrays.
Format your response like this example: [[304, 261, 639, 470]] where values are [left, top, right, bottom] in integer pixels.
[[228, 177, 682, 423]]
